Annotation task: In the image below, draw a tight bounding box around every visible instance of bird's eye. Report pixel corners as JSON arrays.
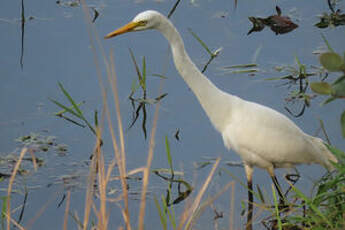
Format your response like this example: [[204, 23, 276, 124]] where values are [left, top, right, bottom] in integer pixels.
[[138, 20, 148, 26]]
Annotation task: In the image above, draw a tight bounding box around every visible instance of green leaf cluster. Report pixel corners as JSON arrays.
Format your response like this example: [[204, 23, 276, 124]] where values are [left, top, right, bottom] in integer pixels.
[[310, 50, 345, 137]]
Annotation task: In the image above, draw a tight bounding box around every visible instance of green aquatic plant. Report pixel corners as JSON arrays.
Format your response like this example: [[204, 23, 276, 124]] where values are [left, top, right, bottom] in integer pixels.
[[310, 37, 345, 137], [128, 49, 168, 139]]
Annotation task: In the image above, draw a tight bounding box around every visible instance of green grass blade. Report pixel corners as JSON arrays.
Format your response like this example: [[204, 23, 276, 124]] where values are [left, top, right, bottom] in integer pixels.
[[272, 184, 282, 230], [152, 74, 168, 79], [49, 97, 81, 118], [227, 69, 258, 74], [162, 192, 177, 230], [341, 111, 345, 138], [58, 114, 86, 128], [188, 28, 213, 56], [165, 136, 174, 176], [256, 184, 266, 204], [130, 78, 139, 94], [54, 101, 85, 116], [142, 56, 146, 90], [58, 82, 83, 116], [153, 195, 167, 230], [1, 196, 8, 230], [223, 64, 258, 69], [290, 183, 333, 228], [321, 33, 334, 52], [94, 110, 98, 127], [128, 48, 143, 88]]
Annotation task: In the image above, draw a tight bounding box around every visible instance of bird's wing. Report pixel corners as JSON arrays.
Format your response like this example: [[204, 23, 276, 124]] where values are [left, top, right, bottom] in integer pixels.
[[222, 101, 319, 168]]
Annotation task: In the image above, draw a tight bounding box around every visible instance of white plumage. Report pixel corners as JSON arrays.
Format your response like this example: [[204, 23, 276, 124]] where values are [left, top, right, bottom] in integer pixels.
[[105, 10, 337, 229]]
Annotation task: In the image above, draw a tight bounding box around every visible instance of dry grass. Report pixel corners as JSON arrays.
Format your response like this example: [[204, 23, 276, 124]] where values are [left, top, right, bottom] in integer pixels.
[[63, 191, 71, 230], [74, 2, 237, 229], [6, 147, 27, 230], [4, 3, 238, 230]]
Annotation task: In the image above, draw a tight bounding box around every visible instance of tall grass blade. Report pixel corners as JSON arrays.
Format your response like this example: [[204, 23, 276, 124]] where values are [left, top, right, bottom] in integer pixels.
[[49, 97, 81, 118], [154, 196, 167, 230], [188, 28, 213, 56], [58, 82, 83, 116], [129, 48, 143, 86], [163, 195, 176, 230], [63, 191, 71, 230], [54, 101, 85, 116], [165, 136, 174, 176], [142, 56, 147, 91], [6, 148, 27, 230], [290, 182, 333, 228], [1, 196, 8, 230], [184, 158, 220, 230], [321, 33, 334, 52], [271, 184, 282, 230], [138, 84, 162, 230]]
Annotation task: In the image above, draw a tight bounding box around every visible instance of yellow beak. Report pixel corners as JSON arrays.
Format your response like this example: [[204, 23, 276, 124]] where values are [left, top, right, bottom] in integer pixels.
[[104, 21, 140, 39]]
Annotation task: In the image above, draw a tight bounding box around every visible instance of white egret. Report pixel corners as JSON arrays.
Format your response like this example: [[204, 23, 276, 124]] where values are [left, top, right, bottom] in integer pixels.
[[105, 10, 338, 229]]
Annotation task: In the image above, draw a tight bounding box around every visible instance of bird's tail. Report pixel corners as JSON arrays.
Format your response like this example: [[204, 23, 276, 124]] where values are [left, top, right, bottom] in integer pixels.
[[312, 137, 338, 171]]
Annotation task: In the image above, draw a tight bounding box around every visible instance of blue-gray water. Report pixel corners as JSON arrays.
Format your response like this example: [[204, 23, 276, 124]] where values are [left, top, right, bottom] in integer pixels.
[[1, 0, 344, 229]]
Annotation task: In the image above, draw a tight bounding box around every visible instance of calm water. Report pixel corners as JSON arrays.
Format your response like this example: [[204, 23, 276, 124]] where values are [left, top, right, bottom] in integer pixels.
[[1, 0, 345, 229]]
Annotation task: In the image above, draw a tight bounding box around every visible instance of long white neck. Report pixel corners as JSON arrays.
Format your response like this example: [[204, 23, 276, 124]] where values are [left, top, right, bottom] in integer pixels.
[[156, 15, 238, 132]]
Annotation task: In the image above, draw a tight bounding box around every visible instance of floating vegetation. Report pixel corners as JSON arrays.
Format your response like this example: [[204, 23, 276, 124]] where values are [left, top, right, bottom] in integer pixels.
[[174, 128, 180, 141], [315, 10, 345, 28], [315, 0, 345, 29], [248, 6, 298, 35], [0, 132, 68, 181], [188, 28, 222, 73], [56, 0, 80, 8], [267, 56, 321, 117], [311, 47, 345, 137], [222, 63, 259, 76], [153, 137, 193, 206], [16, 133, 57, 153], [128, 49, 167, 139], [56, 0, 100, 23]]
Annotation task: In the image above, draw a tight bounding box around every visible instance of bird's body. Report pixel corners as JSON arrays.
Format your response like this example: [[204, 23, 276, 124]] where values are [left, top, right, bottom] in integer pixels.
[[222, 99, 336, 170], [105, 10, 337, 229]]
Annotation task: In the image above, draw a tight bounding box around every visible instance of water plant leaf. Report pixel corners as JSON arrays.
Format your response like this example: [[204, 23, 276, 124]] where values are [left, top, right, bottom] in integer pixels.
[[129, 48, 144, 89], [223, 63, 257, 69], [167, 0, 181, 18], [290, 183, 332, 227], [188, 28, 213, 56], [332, 78, 345, 97], [152, 73, 168, 79], [321, 34, 334, 52], [174, 128, 180, 141], [153, 196, 167, 230], [165, 136, 174, 177], [271, 184, 282, 230], [341, 111, 345, 138], [319, 52, 345, 72], [49, 97, 81, 118], [321, 96, 336, 105], [256, 185, 266, 204], [141, 56, 146, 90], [91, 7, 99, 23], [315, 11, 345, 29], [310, 82, 333, 95], [58, 82, 84, 116]]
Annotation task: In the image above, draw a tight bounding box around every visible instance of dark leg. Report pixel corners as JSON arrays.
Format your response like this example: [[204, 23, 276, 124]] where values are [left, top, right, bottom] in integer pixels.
[[244, 164, 253, 230], [271, 175, 285, 203]]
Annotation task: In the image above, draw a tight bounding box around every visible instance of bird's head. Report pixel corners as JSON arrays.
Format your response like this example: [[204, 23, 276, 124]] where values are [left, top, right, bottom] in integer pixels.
[[104, 10, 163, 39]]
